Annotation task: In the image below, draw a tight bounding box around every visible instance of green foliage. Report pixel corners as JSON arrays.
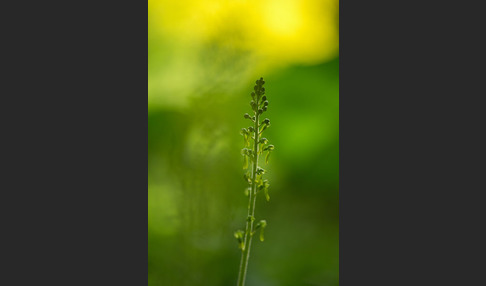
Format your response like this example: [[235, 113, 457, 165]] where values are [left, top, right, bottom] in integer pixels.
[[148, 59, 339, 286], [236, 78, 274, 286]]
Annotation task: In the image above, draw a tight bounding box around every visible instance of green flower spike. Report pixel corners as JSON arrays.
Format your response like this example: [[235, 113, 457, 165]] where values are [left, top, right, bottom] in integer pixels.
[[236, 77, 275, 286]]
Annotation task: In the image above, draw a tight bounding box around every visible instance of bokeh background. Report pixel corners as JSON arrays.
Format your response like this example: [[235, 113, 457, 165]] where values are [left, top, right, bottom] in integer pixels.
[[148, 0, 339, 285]]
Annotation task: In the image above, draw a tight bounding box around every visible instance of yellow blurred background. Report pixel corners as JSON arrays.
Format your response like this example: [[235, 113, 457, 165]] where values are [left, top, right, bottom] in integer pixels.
[[148, 0, 338, 109]]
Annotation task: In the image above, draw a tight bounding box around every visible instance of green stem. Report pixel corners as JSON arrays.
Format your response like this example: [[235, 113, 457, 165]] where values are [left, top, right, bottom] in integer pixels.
[[237, 111, 260, 286]]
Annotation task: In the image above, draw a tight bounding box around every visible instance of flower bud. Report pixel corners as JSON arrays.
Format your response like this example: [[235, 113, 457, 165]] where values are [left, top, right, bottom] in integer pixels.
[[256, 167, 266, 175], [250, 101, 257, 111]]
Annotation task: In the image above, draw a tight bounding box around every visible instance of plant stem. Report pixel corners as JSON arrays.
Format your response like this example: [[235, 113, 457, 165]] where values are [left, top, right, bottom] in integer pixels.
[[237, 112, 260, 286]]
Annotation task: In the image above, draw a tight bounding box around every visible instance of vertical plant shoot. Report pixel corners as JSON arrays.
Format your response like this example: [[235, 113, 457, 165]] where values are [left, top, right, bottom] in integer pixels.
[[235, 77, 274, 286]]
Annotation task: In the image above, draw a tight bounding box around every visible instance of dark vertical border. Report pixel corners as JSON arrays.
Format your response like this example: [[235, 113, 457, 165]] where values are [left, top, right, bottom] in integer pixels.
[[2, 1, 148, 285], [340, 1, 485, 285], [72, 1, 149, 284]]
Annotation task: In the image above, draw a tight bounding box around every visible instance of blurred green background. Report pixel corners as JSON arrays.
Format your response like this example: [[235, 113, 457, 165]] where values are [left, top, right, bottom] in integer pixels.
[[148, 0, 339, 285]]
